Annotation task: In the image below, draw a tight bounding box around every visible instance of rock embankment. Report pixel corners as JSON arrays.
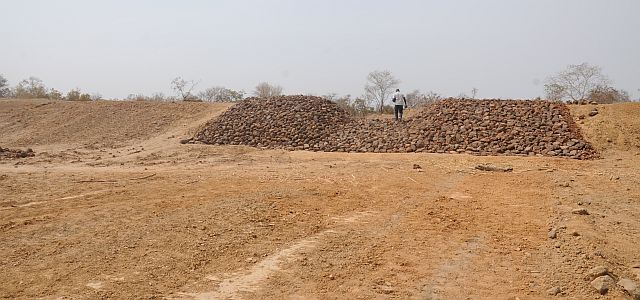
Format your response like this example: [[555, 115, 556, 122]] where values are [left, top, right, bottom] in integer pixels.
[[193, 96, 598, 159], [193, 95, 352, 150]]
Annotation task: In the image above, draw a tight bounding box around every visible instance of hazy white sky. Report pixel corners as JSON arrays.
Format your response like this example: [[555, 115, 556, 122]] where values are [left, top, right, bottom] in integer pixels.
[[2, 0, 639, 99]]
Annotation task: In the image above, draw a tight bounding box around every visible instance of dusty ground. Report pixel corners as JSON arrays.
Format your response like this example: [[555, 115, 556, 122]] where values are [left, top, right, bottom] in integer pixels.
[[1, 100, 639, 299]]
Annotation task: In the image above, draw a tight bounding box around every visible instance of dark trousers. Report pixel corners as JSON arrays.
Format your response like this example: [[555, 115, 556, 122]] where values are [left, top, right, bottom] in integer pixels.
[[394, 105, 404, 120]]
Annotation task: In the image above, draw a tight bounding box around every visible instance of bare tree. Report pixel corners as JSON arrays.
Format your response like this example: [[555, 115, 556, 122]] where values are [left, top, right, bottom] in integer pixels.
[[127, 93, 148, 101], [148, 92, 167, 102], [587, 86, 630, 103], [198, 86, 245, 102], [137, 92, 176, 102], [364, 70, 399, 113], [471, 87, 479, 99], [544, 83, 566, 102], [90, 93, 103, 101], [0, 75, 11, 98], [322, 92, 338, 101], [66, 88, 91, 101], [425, 91, 443, 103], [199, 86, 226, 102], [545, 63, 610, 102], [253, 82, 283, 98], [324, 93, 372, 118], [334, 94, 351, 108], [405, 90, 423, 108], [220, 88, 244, 102], [327, 93, 353, 113], [406, 90, 442, 108], [171, 77, 198, 101], [352, 97, 370, 118], [15, 76, 49, 99], [48, 88, 63, 100]]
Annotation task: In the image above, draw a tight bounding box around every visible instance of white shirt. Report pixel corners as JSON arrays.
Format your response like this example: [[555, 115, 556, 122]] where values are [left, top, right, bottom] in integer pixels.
[[393, 91, 406, 106]]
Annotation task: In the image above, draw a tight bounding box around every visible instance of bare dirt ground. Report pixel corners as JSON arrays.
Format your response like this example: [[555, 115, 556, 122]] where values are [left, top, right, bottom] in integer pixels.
[[1, 100, 639, 299]]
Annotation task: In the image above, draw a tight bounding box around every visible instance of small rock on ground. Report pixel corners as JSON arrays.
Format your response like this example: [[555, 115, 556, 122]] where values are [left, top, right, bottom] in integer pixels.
[[632, 268, 640, 281], [378, 285, 394, 294], [591, 275, 614, 295], [548, 228, 558, 239], [586, 266, 609, 280], [475, 164, 513, 172], [572, 208, 590, 215], [618, 278, 640, 300], [546, 286, 561, 296]]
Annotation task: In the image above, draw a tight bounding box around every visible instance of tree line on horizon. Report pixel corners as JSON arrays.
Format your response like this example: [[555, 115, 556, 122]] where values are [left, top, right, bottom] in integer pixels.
[[0, 62, 635, 111], [0, 74, 280, 103], [0, 76, 96, 101]]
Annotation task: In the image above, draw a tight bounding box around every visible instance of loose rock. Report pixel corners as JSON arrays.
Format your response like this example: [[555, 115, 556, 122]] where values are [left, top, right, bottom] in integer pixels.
[[548, 228, 558, 239], [0, 147, 35, 159], [475, 164, 513, 172], [546, 286, 562, 296], [572, 208, 590, 215], [632, 268, 640, 281], [379, 285, 394, 294], [586, 266, 609, 280], [618, 278, 640, 300], [245, 257, 257, 263], [591, 275, 614, 295]]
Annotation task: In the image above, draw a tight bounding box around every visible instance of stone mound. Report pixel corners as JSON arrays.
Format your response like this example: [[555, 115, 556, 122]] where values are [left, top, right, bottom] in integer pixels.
[[193, 97, 598, 159], [406, 99, 596, 158], [193, 95, 352, 149], [0, 147, 35, 159]]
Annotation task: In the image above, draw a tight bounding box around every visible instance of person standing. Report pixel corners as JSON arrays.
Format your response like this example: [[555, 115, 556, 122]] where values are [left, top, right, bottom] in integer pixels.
[[392, 88, 408, 121]]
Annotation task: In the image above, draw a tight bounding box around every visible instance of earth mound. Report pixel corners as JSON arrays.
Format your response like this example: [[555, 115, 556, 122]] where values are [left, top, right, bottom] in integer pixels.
[[193, 97, 598, 159], [0, 99, 229, 149], [570, 102, 640, 153]]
